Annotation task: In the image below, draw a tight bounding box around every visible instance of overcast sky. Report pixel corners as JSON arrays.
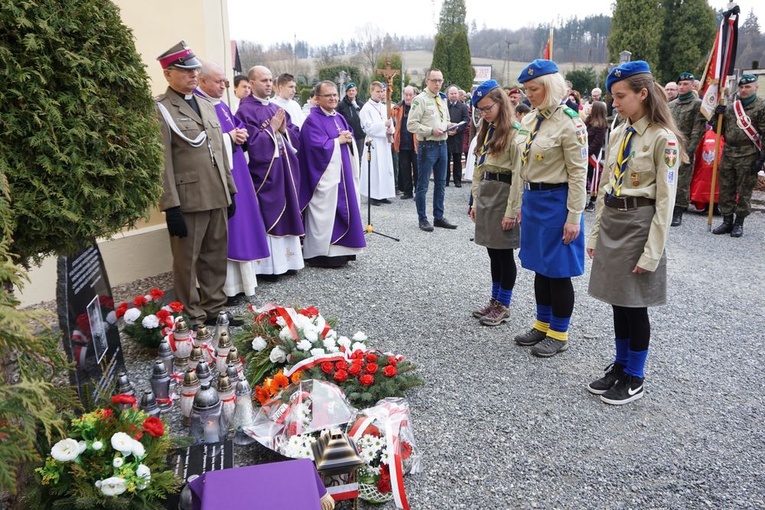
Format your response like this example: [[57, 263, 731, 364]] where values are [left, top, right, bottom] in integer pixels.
[[227, 0, 763, 47]]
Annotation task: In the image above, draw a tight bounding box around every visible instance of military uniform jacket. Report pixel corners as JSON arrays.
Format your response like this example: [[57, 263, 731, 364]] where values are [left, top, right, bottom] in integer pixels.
[[519, 104, 588, 224], [668, 95, 704, 156], [721, 96, 765, 157], [407, 89, 450, 141], [587, 115, 678, 272], [156, 88, 236, 213]]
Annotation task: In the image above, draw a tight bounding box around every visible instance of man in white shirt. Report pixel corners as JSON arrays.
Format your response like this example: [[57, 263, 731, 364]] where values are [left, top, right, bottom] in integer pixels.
[[271, 73, 306, 129]]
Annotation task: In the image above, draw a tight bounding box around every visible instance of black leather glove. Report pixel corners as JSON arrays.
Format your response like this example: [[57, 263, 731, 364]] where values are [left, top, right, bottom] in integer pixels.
[[227, 195, 236, 219], [750, 153, 765, 176], [165, 207, 187, 238], [715, 104, 726, 116]]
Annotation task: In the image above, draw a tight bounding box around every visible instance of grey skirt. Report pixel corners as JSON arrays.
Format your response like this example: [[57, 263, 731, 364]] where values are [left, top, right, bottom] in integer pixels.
[[474, 179, 520, 250], [588, 202, 667, 307]]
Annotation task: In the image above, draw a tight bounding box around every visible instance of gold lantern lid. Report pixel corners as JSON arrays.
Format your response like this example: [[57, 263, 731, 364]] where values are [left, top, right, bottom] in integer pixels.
[[217, 330, 232, 350], [311, 428, 364, 475]]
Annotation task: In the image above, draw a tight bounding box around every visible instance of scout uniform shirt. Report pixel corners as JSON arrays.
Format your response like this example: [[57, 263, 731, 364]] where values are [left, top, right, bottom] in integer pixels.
[[407, 89, 450, 141], [471, 123, 523, 218], [519, 104, 588, 224], [587, 115, 679, 271]]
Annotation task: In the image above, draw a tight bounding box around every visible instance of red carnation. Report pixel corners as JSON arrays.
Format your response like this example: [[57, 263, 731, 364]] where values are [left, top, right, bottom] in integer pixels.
[[168, 301, 184, 313], [365, 363, 379, 374], [133, 295, 148, 307], [377, 473, 392, 493], [401, 441, 413, 459], [364, 425, 380, 437], [333, 370, 348, 383], [320, 362, 334, 374], [115, 303, 129, 318], [348, 364, 362, 377], [359, 374, 374, 386], [142, 416, 165, 437], [149, 288, 165, 301], [365, 353, 377, 363], [335, 360, 348, 371], [156, 309, 171, 320], [111, 394, 137, 406], [383, 365, 397, 377], [98, 295, 114, 309]]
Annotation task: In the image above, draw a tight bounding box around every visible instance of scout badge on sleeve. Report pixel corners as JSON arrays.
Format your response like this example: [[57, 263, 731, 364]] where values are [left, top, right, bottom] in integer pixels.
[[664, 141, 678, 168]]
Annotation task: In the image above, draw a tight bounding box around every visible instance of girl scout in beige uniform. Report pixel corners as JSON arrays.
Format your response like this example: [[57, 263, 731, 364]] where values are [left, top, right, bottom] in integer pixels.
[[586, 61, 682, 405]]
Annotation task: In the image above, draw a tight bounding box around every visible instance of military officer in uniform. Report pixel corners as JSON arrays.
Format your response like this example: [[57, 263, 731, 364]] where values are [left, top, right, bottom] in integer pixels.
[[668, 72, 705, 226], [586, 61, 682, 405], [155, 41, 238, 327], [712, 74, 765, 238], [511, 59, 588, 358]]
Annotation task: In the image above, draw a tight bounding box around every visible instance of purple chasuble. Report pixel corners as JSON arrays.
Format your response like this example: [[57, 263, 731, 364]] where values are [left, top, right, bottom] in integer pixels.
[[298, 107, 366, 249], [195, 90, 270, 261], [235, 96, 304, 236]]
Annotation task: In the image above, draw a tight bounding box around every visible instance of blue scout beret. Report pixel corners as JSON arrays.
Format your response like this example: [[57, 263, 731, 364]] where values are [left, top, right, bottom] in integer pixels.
[[345, 82, 357, 92], [677, 72, 694, 82], [739, 74, 757, 86], [472, 79, 501, 106], [517, 60, 559, 84], [606, 60, 652, 93]]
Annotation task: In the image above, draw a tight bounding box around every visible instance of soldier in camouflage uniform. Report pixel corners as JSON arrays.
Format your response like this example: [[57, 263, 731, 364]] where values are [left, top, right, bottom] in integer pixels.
[[712, 74, 765, 238], [668, 72, 706, 226]]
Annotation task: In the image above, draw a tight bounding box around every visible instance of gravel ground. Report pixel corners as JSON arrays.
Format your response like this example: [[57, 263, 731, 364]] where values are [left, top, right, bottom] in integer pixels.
[[97, 185, 765, 509]]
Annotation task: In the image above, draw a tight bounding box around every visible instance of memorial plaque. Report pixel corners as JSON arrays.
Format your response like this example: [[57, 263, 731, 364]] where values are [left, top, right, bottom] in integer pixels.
[[165, 441, 235, 509], [57, 242, 126, 406]]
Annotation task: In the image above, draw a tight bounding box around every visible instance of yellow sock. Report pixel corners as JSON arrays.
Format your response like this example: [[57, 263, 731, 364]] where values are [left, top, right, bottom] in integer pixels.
[[547, 329, 568, 342], [532, 320, 549, 333]]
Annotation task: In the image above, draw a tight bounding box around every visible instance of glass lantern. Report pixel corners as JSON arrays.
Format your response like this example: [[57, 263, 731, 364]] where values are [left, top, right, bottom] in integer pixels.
[[189, 382, 227, 444]]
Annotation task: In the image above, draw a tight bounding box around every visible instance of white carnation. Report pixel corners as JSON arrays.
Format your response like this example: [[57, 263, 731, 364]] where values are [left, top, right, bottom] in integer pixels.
[[296, 340, 312, 351], [310, 348, 325, 357], [50, 438, 80, 462], [337, 336, 351, 349], [275, 316, 286, 327], [323, 338, 338, 353], [294, 314, 312, 330], [351, 342, 366, 353], [279, 327, 294, 341], [303, 326, 319, 342], [323, 328, 337, 340], [269, 346, 287, 363], [142, 314, 160, 329], [78, 440, 87, 454], [100, 476, 127, 497], [110, 432, 134, 454], [251, 336, 267, 351], [123, 308, 141, 324], [352, 331, 367, 342]]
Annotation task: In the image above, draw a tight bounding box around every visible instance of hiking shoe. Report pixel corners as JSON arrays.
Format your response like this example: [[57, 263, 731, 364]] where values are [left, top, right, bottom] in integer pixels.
[[531, 336, 569, 357], [587, 363, 625, 395], [514, 328, 547, 346], [600, 374, 644, 405], [479, 303, 510, 326], [472, 298, 499, 319]]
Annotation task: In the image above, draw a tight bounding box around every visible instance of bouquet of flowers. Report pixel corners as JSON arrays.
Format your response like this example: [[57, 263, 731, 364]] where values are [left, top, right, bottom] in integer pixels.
[[35, 405, 180, 509], [117, 288, 187, 349]]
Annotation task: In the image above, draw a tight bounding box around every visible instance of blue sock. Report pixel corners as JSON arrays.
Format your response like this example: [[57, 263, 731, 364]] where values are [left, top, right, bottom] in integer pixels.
[[625, 349, 649, 378], [547, 315, 571, 342], [497, 287, 513, 307], [614, 338, 629, 367], [536, 304, 552, 324], [491, 282, 500, 300]]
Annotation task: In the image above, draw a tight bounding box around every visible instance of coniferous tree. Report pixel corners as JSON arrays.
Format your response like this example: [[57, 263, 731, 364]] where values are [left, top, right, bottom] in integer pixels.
[[657, 0, 716, 84], [607, 0, 663, 69], [430, 0, 474, 91]]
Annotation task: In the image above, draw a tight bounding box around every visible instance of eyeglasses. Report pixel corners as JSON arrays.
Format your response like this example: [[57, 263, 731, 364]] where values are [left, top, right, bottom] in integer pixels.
[[428, 79, 444, 83], [318, 93, 339, 98], [476, 102, 498, 113]]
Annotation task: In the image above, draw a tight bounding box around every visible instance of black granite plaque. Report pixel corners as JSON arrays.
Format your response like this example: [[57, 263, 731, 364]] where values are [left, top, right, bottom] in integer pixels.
[[165, 440, 235, 509]]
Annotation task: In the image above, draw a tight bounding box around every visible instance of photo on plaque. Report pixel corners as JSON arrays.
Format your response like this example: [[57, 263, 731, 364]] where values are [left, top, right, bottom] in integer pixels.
[[87, 295, 109, 365]]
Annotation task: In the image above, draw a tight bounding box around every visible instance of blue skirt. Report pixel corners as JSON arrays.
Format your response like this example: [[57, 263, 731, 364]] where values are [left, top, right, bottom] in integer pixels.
[[519, 186, 585, 278]]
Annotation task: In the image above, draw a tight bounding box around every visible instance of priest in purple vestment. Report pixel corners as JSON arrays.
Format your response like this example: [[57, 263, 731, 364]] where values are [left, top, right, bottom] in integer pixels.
[[298, 81, 366, 268], [235, 65, 304, 277], [196, 62, 269, 301]]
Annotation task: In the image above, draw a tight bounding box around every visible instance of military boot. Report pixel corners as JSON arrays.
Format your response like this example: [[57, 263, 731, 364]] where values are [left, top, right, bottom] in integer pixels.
[[670, 206, 684, 227], [730, 216, 744, 238], [712, 214, 734, 235]]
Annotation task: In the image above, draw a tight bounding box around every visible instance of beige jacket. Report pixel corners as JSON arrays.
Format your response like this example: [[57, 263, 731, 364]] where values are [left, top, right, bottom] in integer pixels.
[[587, 115, 678, 271], [518, 105, 588, 224]]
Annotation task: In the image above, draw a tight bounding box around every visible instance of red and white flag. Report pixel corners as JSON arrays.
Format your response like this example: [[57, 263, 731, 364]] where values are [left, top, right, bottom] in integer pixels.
[[699, 5, 739, 120], [542, 27, 553, 60]]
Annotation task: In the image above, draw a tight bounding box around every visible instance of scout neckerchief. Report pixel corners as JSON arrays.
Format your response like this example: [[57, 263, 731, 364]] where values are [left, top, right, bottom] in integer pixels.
[[611, 126, 636, 197], [521, 114, 544, 166], [475, 123, 496, 172], [733, 99, 763, 152], [434, 92, 446, 123]]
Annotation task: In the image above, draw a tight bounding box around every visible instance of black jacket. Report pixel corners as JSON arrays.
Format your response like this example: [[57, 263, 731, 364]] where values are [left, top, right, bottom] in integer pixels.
[[337, 96, 365, 141], [447, 100, 470, 153]]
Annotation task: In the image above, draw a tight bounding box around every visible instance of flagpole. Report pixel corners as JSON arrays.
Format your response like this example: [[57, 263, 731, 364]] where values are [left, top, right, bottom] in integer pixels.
[[550, 25, 554, 60]]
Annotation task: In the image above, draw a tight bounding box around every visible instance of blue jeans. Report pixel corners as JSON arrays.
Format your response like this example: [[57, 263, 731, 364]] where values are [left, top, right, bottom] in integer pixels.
[[415, 141, 447, 221]]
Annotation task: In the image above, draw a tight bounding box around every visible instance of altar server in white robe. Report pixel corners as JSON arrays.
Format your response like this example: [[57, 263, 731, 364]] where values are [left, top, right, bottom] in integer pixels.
[[359, 81, 396, 205]]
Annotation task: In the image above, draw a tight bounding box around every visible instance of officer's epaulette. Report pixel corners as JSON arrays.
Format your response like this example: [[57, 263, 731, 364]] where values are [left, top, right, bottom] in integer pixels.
[[563, 107, 579, 118]]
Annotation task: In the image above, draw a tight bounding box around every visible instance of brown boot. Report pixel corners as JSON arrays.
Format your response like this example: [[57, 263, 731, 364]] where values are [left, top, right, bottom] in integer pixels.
[[712, 214, 734, 235]]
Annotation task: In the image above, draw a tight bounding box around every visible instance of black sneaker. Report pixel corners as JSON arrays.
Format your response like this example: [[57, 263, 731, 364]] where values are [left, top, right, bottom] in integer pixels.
[[514, 327, 547, 346], [587, 363, 625, 395], [600, 374, 644, 405]]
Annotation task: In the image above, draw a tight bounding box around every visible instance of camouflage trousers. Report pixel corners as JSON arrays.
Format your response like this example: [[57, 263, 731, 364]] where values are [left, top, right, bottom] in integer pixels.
[[718, 152, 759, 218], [674, 161, 693, 208]]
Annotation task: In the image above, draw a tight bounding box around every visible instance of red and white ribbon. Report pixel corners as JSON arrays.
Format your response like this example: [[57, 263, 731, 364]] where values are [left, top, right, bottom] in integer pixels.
[[284, 352, 347, 378]]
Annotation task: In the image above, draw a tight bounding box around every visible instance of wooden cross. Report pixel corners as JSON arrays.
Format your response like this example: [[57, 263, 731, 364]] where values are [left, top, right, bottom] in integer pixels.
[[376, 57, 399, 118]]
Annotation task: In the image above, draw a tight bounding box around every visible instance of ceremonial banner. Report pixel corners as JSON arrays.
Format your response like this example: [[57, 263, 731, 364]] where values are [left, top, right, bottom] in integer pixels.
[[699, 6, 739, 120], [542, 27, 553, 60]]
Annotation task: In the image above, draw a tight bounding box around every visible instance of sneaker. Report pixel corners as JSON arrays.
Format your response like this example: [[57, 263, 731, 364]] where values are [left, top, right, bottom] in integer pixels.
[[514, 328, 547, 346], [600, 374, 644, 405], [531, 336, 569, 357], [479, 303, 510, 326], [587, 363, 625, 395], [472, 298, 499, 319]]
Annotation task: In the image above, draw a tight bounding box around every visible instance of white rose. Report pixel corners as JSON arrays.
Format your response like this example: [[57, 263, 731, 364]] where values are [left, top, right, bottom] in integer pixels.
[[91, 440, 103, 451], [78, 440, 87, 454], [296, 340, 312, 352], [142, 314, 160, 329], [303, 326, 318, 342], [269, 346, 287, 363], [279, 327, 294, 341], [251, 336, 267, 351], [100, 476, 127, 497], [113, 455, 124, 468], [310, 348, 325, 357], [131, 439, 146, 459], [110, 432, 134, 454], [351, 342, 366, 353], [352, 331, 367, 342], [105, 311, 117, 325], [337, 336, 351, 349], [50, 438, 80, 462], [136, 464, 151, 489], [123, 308, 141, 324]]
